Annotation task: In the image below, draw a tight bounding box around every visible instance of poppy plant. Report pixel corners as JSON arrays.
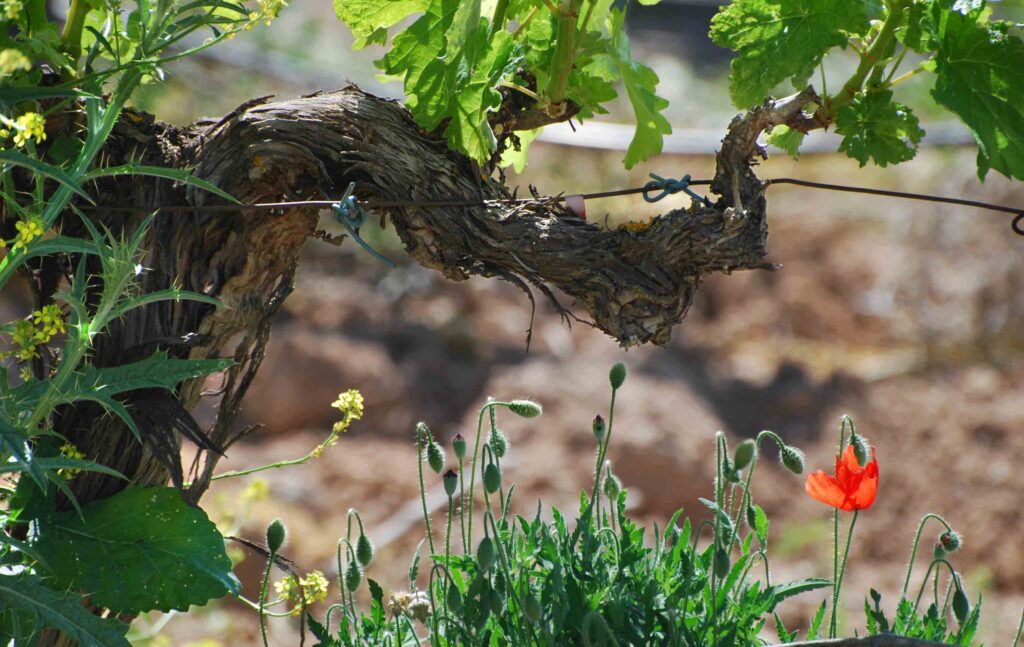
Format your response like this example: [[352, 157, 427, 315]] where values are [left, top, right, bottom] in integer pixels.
[[805, 444, 879, 511]]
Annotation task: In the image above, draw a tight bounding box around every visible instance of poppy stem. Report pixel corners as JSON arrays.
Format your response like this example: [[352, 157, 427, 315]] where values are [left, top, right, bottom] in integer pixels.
[[900, 513, 954, 599], [830, 509, 859, 638]]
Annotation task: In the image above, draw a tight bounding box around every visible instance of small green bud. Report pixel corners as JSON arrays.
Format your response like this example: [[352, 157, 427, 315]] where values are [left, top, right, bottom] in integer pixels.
[[488, 586, 504, 615], [345, 559, 362, 592], [745, 503, 757, 530], [713, 545, 730, 579], [483, 462, 502, 494], [602, 471, 622, 500], [443, 468, 459, 498], [416, 422, 431, 445], [489, 427, 508, 458], [780, 445, 805, 475], [723, 457, 741, 484], [266, 518, 286, 553], [733, 439, 757, 471], [506, 399, 542, 418], [592, 415, 606, 442], [952, 584, 969, 624], [477, 536, 496, 572], [446, 583, 463, 613], [850, 431, 870, 467], [940, 530, 962, 553], [452, 433, 466, 461], [933, 543, 947, 560], [609, 363, 626, 389], [426, 439, 445, 474], [356, 533, 374, 567], [666, 525, 681, 551], [524, 594, 542, 623]]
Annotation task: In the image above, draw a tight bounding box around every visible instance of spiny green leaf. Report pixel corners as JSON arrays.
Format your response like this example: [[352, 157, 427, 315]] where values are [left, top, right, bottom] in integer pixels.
[[82, 163, 239, 204], [602, 9, 671, 169], [836, 89, 925, 167], [931, 6, 1024, 180], [711, 0, 871, 108], [0, 151, 92, 201], [333, 0, 428, 49], [34, 486, 240, 614], [0, 574, 130, 646]]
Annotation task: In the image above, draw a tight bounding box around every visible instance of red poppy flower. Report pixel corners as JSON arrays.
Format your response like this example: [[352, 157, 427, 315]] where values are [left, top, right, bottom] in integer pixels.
[[805, 445, 879, 511]]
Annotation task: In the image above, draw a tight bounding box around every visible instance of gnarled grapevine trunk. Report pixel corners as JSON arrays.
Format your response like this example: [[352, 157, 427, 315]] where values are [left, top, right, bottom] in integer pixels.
[[31, 84, 817, 644]]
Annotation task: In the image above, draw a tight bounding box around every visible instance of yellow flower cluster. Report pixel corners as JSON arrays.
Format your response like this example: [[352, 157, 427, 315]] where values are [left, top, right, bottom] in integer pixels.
[[274, 570, 329, 614], [239, 478, 269, 504], [617, 219, 655, 233], [12, 111, 45, 147], [58, 442, 86, 479], [331, 389, 365, 434], [3, 0, 22, 21], [248, 0, 288, 26], [0, 49, 30, 77], [2, 304, 66, 362], [11, 213, 45, 250]]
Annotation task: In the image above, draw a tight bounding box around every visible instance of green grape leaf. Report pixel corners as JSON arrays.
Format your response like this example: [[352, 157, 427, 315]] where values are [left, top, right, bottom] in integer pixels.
[[931, 7, 1024, 180], [501, 128, 541, 172], [0, 574, 130, 646], [836, 89, 925, 167], [601, 9, 671, 168], [898, 1, 938, 53], [766, 124, 806, 158], [333, 0, 429, 49], [34, 486, 239, 614], [380, 0, 460, 131], [443, 30, 522, 160], [711, 0, 871, 108]]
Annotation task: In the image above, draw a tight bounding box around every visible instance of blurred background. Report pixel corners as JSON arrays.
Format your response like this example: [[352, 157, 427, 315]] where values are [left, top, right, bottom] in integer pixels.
[[59, 0, 1024, 643]]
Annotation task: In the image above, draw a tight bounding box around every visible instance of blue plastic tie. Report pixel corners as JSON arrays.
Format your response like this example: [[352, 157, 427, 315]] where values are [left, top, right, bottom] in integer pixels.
[[330, 182, 396, 268], [642, 173, 711, 207]]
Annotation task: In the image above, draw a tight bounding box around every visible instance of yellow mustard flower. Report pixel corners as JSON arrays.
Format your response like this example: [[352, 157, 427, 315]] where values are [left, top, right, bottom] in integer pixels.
[[12, 111, 45, 147], [3, 0, 22, 21], [0, 49, 30, 76], [58, 442, 86, 479], [12, 214, 45, 249], [331, 389, 364, 434], [274, 570, 329, 615], [32, 304, 65, 343]]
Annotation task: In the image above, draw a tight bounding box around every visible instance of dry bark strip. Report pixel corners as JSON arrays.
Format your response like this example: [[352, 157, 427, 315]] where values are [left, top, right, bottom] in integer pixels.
[[22, 85, 820, 644]]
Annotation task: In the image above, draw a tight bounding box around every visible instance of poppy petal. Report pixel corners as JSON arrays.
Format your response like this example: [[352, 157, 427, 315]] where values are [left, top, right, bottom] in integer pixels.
[[848, 451, 879, 510], [805, 471, 847, 509]]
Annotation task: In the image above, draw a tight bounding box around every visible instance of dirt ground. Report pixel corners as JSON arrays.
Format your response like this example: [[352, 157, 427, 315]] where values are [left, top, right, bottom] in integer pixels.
[[123, 142, 1024, 645]]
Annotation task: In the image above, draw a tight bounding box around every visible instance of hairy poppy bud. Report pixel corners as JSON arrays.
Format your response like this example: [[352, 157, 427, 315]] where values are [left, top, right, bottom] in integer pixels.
[[745, 503, 757, 529], [734, 439, 757, 471], [933, 543, 947, 560], [489, 427, 508, 458], [426, 439, 445, 474], [592, 415, 606, 442], [266, 518, 286, 553], [524, 595, 542, 623], [850, 431, 870, 467], [443, 469, 459, 498], [940, 530, 962, 553], [713, 545, 730, 579], [345, 559, 362, 592], [780, 445, 805, 474], [723, 457, 741, 484], [609, 363, 626, 389], [356, 533, 374, 567], [483, 462, 502, 494], [507, 400, 542, 418], [477, 536, 496, 572], [952, 583, 969, 624], [603, 471, 622, 500], [446, 583, 463, 613], [452, 434, 466, 461], [416, 422, 431, 445]]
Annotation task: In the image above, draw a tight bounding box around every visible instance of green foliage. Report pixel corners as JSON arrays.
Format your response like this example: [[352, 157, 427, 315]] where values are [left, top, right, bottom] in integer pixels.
[[713, 0, 1024, 180], [301, 370, 832, 646], [710, 0, 869, 108], [333, 0, 670, 168], [33, 487, 240, 614], [0, 574, 131, 646], [836, 88, 925, 166], [864, 589, 981, 645]]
